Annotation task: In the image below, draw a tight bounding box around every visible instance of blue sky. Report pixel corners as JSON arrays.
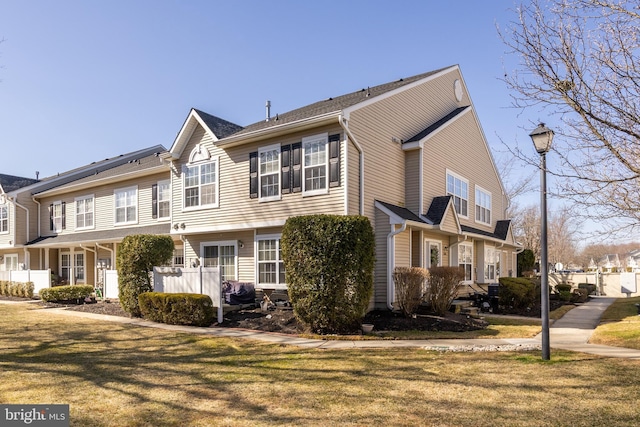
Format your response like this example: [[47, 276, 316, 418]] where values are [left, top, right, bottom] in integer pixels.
[[1, 1, 542, 191]]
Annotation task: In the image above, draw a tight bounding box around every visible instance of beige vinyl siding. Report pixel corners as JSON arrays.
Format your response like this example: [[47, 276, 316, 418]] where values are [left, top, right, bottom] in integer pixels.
[[13, 194, 39, 244], [374, 208, 391, 306], [347, 68, 465, 223], [171, 123, 346, 231], [405, 150, 421, 213], [440, 209, 459, 234], [411, 229, 421, 267], [37, 171, 170, 236], [347, 138, 361, 215], [423, 111, 505, 232], [395, 229, 411, 268], [183, 230, 255, 282]]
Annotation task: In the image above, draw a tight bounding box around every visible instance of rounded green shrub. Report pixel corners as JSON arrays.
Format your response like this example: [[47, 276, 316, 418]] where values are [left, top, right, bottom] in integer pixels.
[[40, 284, 94, 302], [555, 283, 572, 293], [138, 292, 214, 327], [117, 234, 174, 317], [281, 214, 375, 334], [498, 277, 537, 309]]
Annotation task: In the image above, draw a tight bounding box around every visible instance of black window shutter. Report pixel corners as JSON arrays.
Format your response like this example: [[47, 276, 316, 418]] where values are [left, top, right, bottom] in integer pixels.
[[152, 184, 158, 219], [329, 134, 340, 187], [249, 151, 258, 198], [292, 142, 302, 193], [61, 202, 66, 230], [49, 204, 54, 231], [281, 145, 291, 194]]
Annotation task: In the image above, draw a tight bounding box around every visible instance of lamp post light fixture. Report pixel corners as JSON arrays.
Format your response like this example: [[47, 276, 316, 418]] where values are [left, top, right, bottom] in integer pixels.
[[529, 123, 554, 361]]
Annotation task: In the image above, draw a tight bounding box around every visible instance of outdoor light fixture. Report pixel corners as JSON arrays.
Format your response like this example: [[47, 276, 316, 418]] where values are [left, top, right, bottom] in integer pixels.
[[529, 122, 554, 361]]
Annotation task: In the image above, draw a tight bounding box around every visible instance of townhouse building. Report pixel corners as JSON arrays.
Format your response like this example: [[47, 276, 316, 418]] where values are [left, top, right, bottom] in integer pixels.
[[1, 65, 521, 309]]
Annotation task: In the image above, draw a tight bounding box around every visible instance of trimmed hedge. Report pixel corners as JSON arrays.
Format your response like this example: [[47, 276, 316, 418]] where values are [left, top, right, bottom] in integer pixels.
[[578, 283, 596, 295], [498, 277, 536, 309], [40, 284, 94, 303], [138, 292, 215, 327], [0, 281, 35, 298], [281, 214, 375, 334], [555, 283, 572, 293], [117, 234, 174, 317]]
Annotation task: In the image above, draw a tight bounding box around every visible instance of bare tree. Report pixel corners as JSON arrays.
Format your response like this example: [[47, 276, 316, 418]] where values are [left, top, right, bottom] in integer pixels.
[[501, 0, 640, 237], [547, 206, 579, 267]]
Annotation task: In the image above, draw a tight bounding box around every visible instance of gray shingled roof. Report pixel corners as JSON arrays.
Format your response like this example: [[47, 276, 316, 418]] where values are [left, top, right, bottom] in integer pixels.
[[33, 151, 168, 195], [193, 109, 244, 139], [223, 67, 452, 138], [404, 106, 470, 143], [26, 223, 171, 246], [461, 221, 512, 241], [425, 196, 452, 225], [376, 200, 429, 224], [0, 174, 38, 193]]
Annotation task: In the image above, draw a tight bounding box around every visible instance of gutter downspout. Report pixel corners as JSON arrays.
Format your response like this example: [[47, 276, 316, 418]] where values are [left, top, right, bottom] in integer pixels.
[[387, 221, 407, 310], [339, 114, 364, 215]]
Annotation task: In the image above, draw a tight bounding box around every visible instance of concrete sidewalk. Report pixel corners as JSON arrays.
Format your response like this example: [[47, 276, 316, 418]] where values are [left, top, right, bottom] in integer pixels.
[[4, 297, 640, 359]]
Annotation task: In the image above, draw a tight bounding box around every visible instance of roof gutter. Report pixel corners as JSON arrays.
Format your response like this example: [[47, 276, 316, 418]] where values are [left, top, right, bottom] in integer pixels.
[[338, 114, 364, 215]]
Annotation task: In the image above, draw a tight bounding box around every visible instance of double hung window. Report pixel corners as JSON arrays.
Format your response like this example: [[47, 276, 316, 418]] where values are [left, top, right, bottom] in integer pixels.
[[475, 187, 491, 225], [257, 236, 285, 286], [458, 244, 473, 281], [259, 144, 280, 201], [446, 171, 468, 217], [75, 195, 94, 230], [114, 186, 137, 225], [302, 134, 328, 195], [0, 205, 7, 233], [184, 160, 218, 209]]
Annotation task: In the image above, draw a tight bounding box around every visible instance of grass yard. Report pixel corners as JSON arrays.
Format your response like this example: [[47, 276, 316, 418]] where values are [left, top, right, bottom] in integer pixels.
[[1, 302, 639, 426], [590, 296, 640, 350]]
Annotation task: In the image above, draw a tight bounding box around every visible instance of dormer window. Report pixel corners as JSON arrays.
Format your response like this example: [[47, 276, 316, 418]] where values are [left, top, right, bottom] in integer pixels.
[[184, 144, 219, 210]]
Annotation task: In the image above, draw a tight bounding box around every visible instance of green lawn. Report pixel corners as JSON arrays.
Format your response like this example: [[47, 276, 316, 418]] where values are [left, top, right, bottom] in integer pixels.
[[1, 302, 640, 426], [590, 296, 640, 349]]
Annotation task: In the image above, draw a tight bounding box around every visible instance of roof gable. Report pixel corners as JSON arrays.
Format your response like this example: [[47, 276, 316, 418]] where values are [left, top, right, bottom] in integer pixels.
[[0, 174, 38, 194], [168, 109, 243, 159], [404, 106, 470, 145]]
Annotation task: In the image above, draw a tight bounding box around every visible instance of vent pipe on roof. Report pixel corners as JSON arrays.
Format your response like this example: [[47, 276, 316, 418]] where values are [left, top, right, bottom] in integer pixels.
[[265, 100, 271, 122], [35, 171, 40, 180]]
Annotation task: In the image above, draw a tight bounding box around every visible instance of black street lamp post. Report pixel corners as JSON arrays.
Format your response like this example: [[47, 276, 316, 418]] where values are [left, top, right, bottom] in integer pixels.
[[529, 123, 554, 361]]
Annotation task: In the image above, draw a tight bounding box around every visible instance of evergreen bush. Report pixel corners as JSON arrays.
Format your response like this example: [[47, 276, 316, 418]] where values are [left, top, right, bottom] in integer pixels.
[[498, 277, 536, 309], [117, 234, 174, 317], [138, 292, 214, 327], [40, 284, 94, 302], [281, 215, 375, 334]]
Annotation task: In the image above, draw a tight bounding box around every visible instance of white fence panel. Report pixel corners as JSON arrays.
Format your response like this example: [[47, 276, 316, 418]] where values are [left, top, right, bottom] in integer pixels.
[[0, 269, 51, 294], [104, 270, 119, 299]]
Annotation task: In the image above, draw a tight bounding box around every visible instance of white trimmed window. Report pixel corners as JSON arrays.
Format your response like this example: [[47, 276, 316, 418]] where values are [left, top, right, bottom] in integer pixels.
[[302, 133, 328, 196], [3, 254, 18, 271], [60, 252, 85, 283], [446, 171, 468, 217], [256, 236, 286, 287], [157, 180, 171, 219], [75, 195, 94, 230], [485, 247, 497, 281], [0, 204, 7, 233], [475, 186, 492, 225], [259, 144, 280, 201], [52, 201, 64, 232], [458, 244, 473, 281], [114, 186, 138, 225], [201, 241, 237, 281], [184, 159, 218, 209]]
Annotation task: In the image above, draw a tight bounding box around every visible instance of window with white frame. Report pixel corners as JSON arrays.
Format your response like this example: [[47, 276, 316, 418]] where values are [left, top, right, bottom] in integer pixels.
[[3, 254, 18, 271], [157, 180, 171, 219], [201, 241, 237, 281], [475, 186, 492, 225], [114, 186, 137, 225], [446, 171, 468, 217], [52, 201, 64, 232], [257, 236, 285, 286], [184, 160, 218, 209], [0, 204, 7, 233], [458, 244, 473, 281], [485, 247, 497, 281], [75, 195, 94, 230], [60, 252, 85, 283], [259, 144, 280, 201], [302, 133, 328, 195]]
